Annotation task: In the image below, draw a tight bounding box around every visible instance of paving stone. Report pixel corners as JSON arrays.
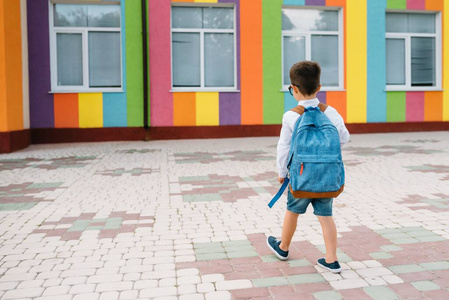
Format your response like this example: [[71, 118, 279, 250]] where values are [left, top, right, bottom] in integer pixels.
[[288, 273, 325, 285], [411, 280, 440, 291], [388, 264, 426, 274], [313, 290, 342, 300], [252, 276, 289, 288], [363, 286, 398, 299], [330, 279, 369, 290], [215, 279, 252, 291]]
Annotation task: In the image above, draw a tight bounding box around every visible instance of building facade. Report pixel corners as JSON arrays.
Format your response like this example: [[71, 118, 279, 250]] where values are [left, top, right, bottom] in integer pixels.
[[1, 0, 449, 153]]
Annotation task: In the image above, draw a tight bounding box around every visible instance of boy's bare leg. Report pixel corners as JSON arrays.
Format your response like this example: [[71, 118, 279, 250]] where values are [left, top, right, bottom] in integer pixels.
[[279, 210, 300, 251], [317, 216, 338, 262]]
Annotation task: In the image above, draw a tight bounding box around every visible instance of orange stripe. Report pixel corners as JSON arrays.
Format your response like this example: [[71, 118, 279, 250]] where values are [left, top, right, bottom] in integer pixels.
[[3, 0, 23, 131], [54, 94, 79, 128], [424, 92, 443, 121], [425, 0, 443, 11], [327, 0, 346, 91], [173, 93, 196, 126], [326, 91, 347, 122], [326, 0, 346, 7], [240, 0, 263, 125], [0, 1, 6, 131]]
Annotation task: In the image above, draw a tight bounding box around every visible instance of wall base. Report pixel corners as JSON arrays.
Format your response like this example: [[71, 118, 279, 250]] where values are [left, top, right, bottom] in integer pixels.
[[0, 129, 31, 153], [0, 122, 444, 152]]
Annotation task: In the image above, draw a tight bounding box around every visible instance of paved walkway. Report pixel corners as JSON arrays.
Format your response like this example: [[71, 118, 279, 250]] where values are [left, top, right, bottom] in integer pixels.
[[1, 131, 449, 300]]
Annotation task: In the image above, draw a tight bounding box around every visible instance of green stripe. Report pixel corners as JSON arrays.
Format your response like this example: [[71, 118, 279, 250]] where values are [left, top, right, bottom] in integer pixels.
[[387, 0, 406, 10], [262, 0, 284, 124], [386, 92, 406, 122], [126, 0, 144, 127]]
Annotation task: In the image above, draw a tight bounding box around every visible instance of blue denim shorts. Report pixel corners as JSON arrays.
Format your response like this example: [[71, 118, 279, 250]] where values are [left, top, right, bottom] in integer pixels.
[[287, 190, 333, 216]]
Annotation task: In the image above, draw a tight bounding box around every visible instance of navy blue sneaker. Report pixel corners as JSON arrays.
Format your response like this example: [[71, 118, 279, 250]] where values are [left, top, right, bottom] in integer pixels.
[[317, 258, 342, 273], [266, 236, 289, 260]]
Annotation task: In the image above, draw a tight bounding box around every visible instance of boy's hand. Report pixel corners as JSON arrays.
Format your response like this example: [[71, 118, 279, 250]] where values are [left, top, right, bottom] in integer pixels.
[[278, 177, 285, 184]]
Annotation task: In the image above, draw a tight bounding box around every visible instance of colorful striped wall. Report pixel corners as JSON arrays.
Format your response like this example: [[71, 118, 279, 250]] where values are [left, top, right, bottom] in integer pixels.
[[27, 0, 144, 129], [24, 0, 449, 131], [366, 0, 446, 123], [282, 0, 348, 123], [0, 0, 26, 132]]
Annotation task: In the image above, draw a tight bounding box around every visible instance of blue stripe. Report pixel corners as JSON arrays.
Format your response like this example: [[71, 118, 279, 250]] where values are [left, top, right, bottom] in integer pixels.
[[103, 1, 127, 127], [283, 0, 305, 5], [367, 0, 387, 122], [284, 92, 298, 112]]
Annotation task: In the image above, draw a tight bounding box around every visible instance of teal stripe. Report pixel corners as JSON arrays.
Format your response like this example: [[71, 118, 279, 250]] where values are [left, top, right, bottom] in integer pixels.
[[284, 92, 297, 112], [283, 0, 305, 5], [103, 0, 128, 127], [103, 93, 127, 127], [367, 0, 387, 122], [263, 0, 284, 124]]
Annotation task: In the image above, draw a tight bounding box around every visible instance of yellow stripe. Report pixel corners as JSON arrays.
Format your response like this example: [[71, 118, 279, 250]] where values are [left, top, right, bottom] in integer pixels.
[[444, 0, 449, 121], [194, 0, 218, 2], [346, 0, 367, 123], [79, 93, 103, 128], [196, 92, 219, 126]]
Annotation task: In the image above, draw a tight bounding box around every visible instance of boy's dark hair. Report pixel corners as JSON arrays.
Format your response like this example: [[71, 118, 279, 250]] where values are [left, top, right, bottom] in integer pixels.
[[289, 61, 321, 96]]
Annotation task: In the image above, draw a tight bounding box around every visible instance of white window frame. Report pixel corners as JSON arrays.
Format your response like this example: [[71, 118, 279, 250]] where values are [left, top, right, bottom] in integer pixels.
[[170, 3, 238, 92], [281, 6, 344, 92], [49, 1, 123, 93], [386, 11, 442, 91]]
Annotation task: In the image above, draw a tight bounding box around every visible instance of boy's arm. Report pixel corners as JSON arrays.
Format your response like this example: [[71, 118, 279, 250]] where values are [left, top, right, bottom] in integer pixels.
[[326, 108, 350, 147], [277, 115, 293, 180]]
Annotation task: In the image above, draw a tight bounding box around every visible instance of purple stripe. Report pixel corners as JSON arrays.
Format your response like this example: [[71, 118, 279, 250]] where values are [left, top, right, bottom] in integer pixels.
[[219, 93, 241, 125], [306, 0, 326, 5], [317, 91, 327, 104], [219, 0, 241, 125], [27, 0, 54, 128]]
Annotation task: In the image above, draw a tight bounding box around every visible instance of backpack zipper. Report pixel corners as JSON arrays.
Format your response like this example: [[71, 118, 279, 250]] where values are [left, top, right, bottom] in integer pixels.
[[300, 162, 304, 176]]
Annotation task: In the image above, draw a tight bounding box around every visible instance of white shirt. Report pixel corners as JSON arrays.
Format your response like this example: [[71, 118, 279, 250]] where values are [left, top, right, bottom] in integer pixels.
[[276, 98, 350, 178]]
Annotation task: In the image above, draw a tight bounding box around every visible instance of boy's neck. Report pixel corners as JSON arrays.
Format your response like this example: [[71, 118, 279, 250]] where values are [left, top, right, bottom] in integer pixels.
[[296, 93, 318, 101]]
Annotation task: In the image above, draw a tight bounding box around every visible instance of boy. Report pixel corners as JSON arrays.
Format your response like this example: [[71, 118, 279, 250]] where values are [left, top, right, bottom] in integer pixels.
[[267, 61, 350, 273]]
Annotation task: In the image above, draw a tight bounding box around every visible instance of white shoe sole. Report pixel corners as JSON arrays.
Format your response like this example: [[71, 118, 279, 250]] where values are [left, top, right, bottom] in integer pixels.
[[317, 261, 342, 274], [266, 238, 288, 261]]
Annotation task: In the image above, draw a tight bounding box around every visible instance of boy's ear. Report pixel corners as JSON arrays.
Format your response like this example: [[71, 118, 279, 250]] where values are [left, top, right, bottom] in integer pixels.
[[316, 84, 321, 93]]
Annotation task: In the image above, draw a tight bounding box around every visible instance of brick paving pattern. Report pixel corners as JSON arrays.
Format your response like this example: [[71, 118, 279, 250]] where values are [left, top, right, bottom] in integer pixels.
[[0, 132, 449, 299]]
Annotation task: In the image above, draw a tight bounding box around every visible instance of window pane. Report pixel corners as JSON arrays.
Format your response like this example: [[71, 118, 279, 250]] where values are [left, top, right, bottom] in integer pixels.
[[386, 13, 407, 33], [172, 33, 201, 87], [54, 4, 87, 27], [311, 35, 339, 86], [172, 7, 202, 29], [89, 32, 121, 88], [57, 33, 83, 86], [283, 36, 305, 85], [409, 14, 435, 33], [411, 37, 435, 86], [203, 7, 234, 29], [87, 5, 120, 28], [386, 39, 405, 85], [282, 9, 338, 31], [205, 33, 234, 87], [386, 13, 435, 33]]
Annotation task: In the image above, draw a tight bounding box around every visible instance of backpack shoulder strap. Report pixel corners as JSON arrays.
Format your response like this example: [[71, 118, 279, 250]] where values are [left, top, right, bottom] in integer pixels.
[[290, 106, 305, 115], [318, 103, 328, 112], [290, 103, 328, 115]]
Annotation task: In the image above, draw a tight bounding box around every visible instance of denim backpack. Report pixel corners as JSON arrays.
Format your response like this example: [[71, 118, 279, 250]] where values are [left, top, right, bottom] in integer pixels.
[[268, 103, 345, 208]]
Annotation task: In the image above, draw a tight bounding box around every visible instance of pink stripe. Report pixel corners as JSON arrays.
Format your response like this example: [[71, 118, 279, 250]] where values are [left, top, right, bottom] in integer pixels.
[[407, 0, 425, 10], [406, 92, 424, 122], [149, 0, 173, 126]]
